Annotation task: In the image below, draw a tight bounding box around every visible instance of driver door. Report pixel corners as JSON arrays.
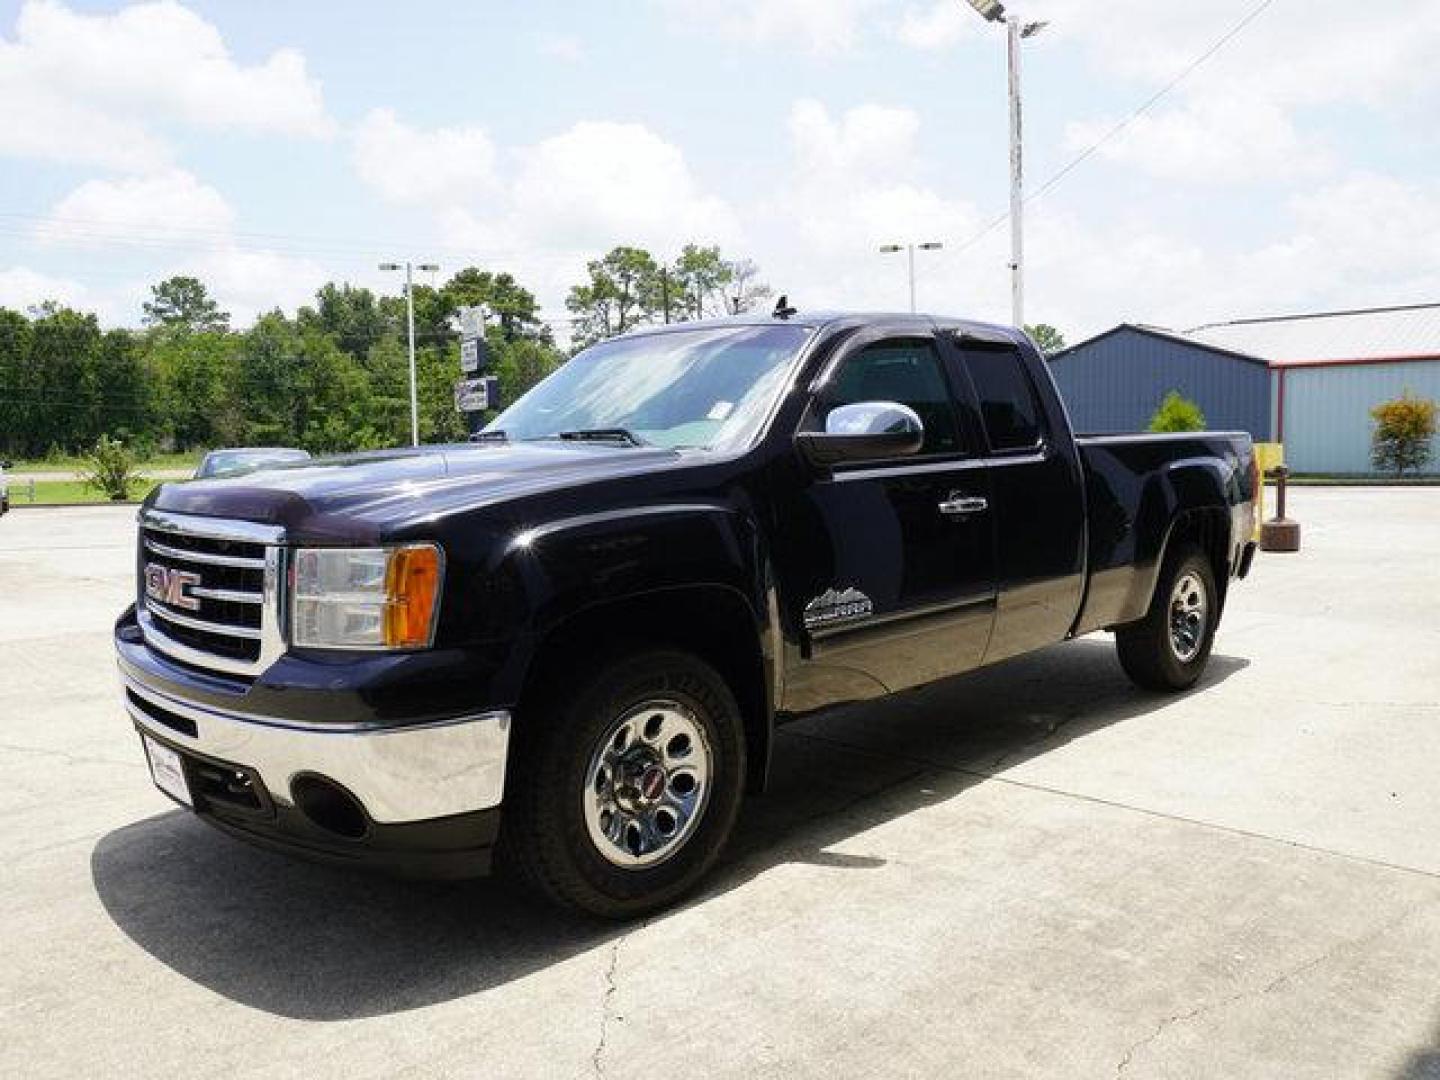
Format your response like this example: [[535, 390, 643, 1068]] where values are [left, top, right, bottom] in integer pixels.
[[784, 327, 997, 703]]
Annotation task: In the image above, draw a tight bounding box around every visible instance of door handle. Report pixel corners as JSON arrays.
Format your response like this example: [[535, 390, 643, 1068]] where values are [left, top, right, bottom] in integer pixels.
[[938, 494, 988, 516]]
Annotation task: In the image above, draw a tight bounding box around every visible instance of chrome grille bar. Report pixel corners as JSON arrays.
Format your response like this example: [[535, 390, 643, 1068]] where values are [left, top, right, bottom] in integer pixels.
[[144, 599, 263, 640], [188, 586, 264, 605], [142, 535, 266, 570]]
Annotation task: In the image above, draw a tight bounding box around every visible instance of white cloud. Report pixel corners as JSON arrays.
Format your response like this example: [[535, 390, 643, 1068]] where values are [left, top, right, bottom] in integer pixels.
[[0, 0, 332, 170], [1033, 0, 1440, 188], [894, 0, 978, 51], [38, 170, 235, 248], [740, 100, 983, 315], [0, 86, 171, 172], [511, 121, 739, 250], [352, 108, 500, 205], [186, 247, 329, 325], [537, 34, 584, 62], [0, 266, 95, 312], [1014, 169, 1440, 340], [789, 99, 923, 182], [355, 115, 740, 268], [1063, 95, 1331, 184], [781, 100, 974, 248], [654, 0, 884, 55]]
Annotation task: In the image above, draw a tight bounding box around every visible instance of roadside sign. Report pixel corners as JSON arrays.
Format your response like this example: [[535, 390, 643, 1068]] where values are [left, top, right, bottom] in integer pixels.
[[455, 375, 498, 412], [460, 338, 482, 374], [458, 305, 486, 339]]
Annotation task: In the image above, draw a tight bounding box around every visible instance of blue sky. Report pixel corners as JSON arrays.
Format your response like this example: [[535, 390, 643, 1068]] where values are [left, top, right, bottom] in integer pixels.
[[3, 0, 1439, 342]]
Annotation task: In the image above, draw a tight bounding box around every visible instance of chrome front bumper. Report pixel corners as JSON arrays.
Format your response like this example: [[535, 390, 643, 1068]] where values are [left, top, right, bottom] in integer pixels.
[[123, 676, 511, 824]]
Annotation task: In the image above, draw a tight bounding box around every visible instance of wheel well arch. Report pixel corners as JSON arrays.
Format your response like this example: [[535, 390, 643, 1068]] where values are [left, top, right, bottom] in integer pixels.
[[1163, 506, 1231, 604], [513, 585, 773, 793]]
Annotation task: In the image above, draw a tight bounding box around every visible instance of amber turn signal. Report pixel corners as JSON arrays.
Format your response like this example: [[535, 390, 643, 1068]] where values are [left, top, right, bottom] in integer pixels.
[[383, 544, 442, 648]]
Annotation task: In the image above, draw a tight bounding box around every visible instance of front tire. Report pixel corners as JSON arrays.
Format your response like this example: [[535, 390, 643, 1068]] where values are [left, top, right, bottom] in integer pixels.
[[1115, 544, 1219, 691], [500, 649, 746, 919]]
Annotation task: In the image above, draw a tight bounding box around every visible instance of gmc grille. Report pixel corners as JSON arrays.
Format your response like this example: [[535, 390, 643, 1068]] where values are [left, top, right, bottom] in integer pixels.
[[137, 511, 285, 677]]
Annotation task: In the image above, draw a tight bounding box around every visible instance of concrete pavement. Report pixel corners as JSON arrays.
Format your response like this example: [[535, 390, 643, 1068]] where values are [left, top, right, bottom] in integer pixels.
[[2, 491, 1438, 1078]]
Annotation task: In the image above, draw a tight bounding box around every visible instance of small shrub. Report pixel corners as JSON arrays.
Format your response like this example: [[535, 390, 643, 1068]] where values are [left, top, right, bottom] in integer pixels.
[[1370, 391, 1437, 476], [82, 435, 139, 501], [1148, 391, 1206, 433]]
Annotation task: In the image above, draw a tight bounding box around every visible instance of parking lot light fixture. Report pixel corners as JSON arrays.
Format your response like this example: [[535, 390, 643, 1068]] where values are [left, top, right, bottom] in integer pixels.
[[379, 260, 439, 447], [879, 242, 945, 313], [960, 0, 1046, 327], [966, 0, 1007, 21]]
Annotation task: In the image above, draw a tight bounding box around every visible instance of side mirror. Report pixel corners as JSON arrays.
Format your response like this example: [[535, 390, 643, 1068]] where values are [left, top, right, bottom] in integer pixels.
[[797, 401, 924, 466]]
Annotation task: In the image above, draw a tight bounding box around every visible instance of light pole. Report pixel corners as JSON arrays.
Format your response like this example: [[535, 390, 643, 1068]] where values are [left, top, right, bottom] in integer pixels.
[[379, 260, 439, 446], [879, 242, 944, 313], [962, 0, 1047, 328]]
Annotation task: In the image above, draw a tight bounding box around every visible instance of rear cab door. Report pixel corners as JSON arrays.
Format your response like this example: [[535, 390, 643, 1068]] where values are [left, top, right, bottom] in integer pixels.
[[945, 330, 1087, 664], [782, 321, 998, 707]]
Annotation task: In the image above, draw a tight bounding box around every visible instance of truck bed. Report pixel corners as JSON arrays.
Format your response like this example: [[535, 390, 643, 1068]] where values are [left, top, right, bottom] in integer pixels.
[[1072, 431, 1256, 636]]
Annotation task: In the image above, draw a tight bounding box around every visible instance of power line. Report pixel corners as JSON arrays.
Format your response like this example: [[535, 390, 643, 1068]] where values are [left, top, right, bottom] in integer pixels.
[[948, 0, 1280, 257]]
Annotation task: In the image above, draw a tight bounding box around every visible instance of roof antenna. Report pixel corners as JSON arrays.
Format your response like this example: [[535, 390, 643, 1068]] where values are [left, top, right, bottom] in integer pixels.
[[772, 295, 797, 319]]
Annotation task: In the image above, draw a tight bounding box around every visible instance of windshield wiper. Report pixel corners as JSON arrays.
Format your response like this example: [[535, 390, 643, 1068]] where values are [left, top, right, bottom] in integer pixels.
[[555, 428, 649, 447], [469, 429, 508, 443]]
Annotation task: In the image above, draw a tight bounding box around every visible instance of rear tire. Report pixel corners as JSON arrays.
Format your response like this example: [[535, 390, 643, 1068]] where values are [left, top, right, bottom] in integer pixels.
[[499, 649, 746, 919], [1115, 544, 1219, 692]]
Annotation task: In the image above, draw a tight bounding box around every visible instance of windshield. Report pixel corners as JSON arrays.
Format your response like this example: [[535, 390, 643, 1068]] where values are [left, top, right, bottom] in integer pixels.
[[485, 324, 812, 451]]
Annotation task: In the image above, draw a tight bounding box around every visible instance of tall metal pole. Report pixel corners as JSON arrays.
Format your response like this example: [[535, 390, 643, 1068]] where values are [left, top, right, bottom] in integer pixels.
[[907, 245, 917, 313], [1007, 16, 1024, 328], [405, 262, 419, 447]]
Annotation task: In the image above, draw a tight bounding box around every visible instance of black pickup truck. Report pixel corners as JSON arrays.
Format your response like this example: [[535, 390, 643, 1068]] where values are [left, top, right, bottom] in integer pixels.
[[115, 312, 1257, 917]]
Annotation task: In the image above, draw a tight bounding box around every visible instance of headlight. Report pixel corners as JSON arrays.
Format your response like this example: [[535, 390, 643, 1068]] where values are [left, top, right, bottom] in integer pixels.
[[291, 544, 443, 650]]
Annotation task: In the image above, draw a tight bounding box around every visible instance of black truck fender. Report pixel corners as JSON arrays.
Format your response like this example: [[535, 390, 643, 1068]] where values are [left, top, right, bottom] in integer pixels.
[[486, 502, 781, 793], [1075, 449, 1241, 635]]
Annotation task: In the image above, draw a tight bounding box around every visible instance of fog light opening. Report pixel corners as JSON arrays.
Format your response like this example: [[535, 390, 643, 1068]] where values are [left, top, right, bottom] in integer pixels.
[[292, 775, 369, 840]]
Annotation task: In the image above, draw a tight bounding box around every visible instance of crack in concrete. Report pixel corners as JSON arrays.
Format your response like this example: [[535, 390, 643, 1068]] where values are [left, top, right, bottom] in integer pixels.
[[591, 934, 625, 1078], [1114, 900, 1433, 1076], [986, 695, 1111, 772]]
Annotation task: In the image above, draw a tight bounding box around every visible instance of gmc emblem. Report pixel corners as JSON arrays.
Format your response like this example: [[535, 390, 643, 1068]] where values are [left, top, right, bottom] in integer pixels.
[[144, 563, 202, 611]]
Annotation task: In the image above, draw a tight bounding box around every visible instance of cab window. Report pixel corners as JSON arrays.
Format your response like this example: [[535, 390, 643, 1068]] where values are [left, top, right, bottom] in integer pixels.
[[817, 339, 962, 457], [961, 345, 1044, 451]]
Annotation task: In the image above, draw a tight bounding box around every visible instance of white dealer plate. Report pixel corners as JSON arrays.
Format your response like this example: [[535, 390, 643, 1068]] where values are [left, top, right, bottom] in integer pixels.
[[143, 733, 192, 807]]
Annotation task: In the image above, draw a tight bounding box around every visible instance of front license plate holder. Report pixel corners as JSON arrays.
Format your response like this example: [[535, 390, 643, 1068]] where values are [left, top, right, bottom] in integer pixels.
[[142, 733, 192, 807]]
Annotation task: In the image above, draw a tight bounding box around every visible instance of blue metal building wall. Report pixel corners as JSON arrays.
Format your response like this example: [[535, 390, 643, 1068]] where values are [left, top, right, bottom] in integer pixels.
[[1049, 328, 1271, 437], [1282, 360, 1440, 474]]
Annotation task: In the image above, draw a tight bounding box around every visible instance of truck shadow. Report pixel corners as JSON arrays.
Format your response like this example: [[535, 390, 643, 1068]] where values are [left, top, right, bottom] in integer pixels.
[[90, 638, 1247, 1021]]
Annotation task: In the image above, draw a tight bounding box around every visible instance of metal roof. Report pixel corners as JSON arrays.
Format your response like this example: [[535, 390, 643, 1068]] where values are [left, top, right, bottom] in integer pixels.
[[1051, 322, 1267, 366], [1186, 302, 1440, 366]]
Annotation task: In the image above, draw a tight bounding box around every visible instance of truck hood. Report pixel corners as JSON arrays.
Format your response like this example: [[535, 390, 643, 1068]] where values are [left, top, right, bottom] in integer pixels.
[[146, 441, 686, 543]]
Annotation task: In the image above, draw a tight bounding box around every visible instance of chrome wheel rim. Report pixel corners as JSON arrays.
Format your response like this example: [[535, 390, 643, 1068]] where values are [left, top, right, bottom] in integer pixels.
[[582, 699, 713, 869], [1168, 571, 1207, 663]]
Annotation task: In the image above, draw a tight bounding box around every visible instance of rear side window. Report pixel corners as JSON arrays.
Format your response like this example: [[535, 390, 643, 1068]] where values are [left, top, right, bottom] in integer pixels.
[[962, 346, 1044, 451], [820, 339, 962, 456]]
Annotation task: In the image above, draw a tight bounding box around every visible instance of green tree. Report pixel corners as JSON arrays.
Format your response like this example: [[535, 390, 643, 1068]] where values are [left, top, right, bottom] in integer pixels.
[[298, 283, 392, 358], [668, 244, 732, 321], [494, 337, 563, 408], [142, 276, 229, 333], [565, 246, 662, 348], [149, 330, 242, 450], [442, 268, 549, 343], [1148, 390, 1206, 433], [1370, 391, 1437, 476], [25, 305, 106, 455], [1025, 323, 1066, 355]]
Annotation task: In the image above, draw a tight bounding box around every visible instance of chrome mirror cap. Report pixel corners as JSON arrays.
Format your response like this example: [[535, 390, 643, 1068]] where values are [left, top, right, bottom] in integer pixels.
[[798, 400, 925, 466]]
